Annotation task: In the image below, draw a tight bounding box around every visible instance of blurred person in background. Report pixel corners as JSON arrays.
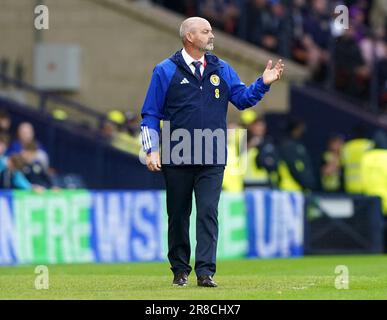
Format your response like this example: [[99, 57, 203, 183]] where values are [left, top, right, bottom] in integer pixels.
[[152, 0, 198, 16], [278, 117, 317, 192], [349, 4, 386, 90], [361, 130, 387, 251], [124, 111, 141, 138], [99, 109, 124, 145], [289, 0, 309, 64], [369, 0, 387, 36], [155, 0, 383, 111], [0, 109, 11, 134], [377, 39, 387, 116], [0, 134, 44, 191], [0, 154, 41, 191], [301, 0, 331, 81], [341, 125, 373, 194], [0, 133, 10, 170], [100, 119, 117, 144], [246, 0, 286, 53], [199, 0, 241, 35], [241, 110, 279, 189], [222, 121, 244, 192], [320, 133, 345, 192], [20, 141, 54, 190], [7, 122, 49, 170], [107, 110, 142, 155], [333, 15, 370, 100]]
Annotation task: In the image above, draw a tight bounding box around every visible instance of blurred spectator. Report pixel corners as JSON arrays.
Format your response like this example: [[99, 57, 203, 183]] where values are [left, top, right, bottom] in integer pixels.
[[369, 0, 387, 35], [112, 126, 142, 155], [0, 133, 10, 169], [0, 154, 35, 190], [0, 109, 11, 133], [242, 110, 279, 188], [152, 0, 197, 16], [359, 31, 386, 70], [0, 133, 44, 191], [246, 0, 286, 53], [289, 0, 309, 64], [361, 130, 387, 251], [301, 0, 330, 81], [20, 141, 54, 190], [320, 133, 345, 192], [100, 119, 117, 144], [99, 110, 123, 144], [222, 121, 244, 192], [156, 0, 386, 112], [101, 110, 142, 155], [350, 4, 368, 43], [124, 111, 141, 137], [7, 122, 49, 169], [199, 0, 241, 34], [278, 118, 317, 192], [350, 4, 386, 78], [334, 26, 370, 100], [341, 125, 373, 194], [377, 40, 387, 115]]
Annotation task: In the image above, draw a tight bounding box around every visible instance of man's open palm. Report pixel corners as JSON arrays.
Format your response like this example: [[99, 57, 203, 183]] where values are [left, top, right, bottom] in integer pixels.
[[262, 59, 285, 85]]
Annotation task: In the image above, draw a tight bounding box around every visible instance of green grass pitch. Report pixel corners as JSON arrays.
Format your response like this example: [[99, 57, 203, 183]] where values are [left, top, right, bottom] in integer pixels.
[[1, 255, 387, 299]]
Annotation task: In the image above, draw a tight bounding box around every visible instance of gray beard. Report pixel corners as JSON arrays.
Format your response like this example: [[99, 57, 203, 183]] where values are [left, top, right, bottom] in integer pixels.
[[205, 43, 214, 51]]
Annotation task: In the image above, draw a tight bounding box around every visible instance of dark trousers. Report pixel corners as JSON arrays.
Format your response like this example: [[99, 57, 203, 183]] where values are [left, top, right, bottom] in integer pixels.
[[162, 165, 224, 277]]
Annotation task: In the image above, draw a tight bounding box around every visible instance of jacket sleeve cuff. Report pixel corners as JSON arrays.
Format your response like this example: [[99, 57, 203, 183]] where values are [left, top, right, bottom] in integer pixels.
[[141, 125, 160, 153], [146, 146, 159, 154], [257, 77, 271, 92]]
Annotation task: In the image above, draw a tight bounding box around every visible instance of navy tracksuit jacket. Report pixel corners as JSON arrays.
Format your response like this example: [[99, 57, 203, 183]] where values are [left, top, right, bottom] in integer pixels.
[[140, 49, 271, 277], [140, 49, 270, 164]]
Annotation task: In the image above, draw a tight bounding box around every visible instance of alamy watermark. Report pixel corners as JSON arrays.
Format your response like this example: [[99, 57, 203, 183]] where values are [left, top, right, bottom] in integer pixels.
[[334, 265, 349, 290], [34, 265, 49, 290], [334, 5, 349, 31], [34, 5, 49, 30], [139, 121, 247, 174]]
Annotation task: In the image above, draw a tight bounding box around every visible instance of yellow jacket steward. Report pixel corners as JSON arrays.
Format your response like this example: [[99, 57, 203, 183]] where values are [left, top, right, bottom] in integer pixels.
[[361, 149, 387, 215], [341, 139, 373, 193]]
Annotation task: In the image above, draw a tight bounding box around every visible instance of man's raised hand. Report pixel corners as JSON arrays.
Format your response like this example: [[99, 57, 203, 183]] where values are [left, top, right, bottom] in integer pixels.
[[262, 59, 285, 85]]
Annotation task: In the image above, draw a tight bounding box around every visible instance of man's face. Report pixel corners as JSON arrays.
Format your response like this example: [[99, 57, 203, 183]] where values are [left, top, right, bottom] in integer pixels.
[[188, 21, 214, 52]]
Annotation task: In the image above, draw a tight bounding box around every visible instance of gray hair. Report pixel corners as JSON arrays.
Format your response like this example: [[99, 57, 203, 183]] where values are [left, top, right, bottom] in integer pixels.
[[179, 17, 209, 43]]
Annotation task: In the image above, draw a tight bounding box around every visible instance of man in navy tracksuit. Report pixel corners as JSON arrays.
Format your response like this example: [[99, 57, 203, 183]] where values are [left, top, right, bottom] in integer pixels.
[[140, 17, 284, 287]]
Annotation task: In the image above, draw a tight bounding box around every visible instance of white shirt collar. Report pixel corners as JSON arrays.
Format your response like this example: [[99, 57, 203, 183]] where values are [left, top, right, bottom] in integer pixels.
[[181, 48, 205, 68]]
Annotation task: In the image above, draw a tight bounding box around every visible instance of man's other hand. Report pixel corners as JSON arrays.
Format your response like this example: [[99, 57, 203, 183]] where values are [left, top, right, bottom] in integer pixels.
[[263, 59, 285, 85], [146, 151, 161, 172]]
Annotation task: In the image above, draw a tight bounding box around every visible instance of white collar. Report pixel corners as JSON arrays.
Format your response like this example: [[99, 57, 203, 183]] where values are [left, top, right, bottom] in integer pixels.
[[181, 48, 205, 67]]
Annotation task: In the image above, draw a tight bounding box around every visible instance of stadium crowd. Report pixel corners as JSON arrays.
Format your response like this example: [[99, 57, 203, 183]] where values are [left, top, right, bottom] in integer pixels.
[[0, 107, 145, 191], [70, 105, 387, 220], [0, 109, 56, 191], [222, 109, 387, 219], [4, 104, 386, 217], [151, 0, 387, 113]]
